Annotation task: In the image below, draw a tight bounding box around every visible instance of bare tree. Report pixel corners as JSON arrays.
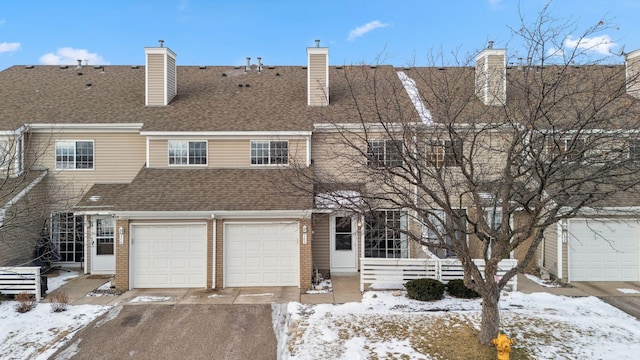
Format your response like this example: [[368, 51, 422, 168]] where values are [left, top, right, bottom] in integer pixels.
[[300, 4, 640, 345]]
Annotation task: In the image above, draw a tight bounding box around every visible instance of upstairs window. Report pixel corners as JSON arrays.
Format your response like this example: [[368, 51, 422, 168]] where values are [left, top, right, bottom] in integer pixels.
[[168, 140, 207, 165], [628, 139, 640, 162], [367, 140, 403, 168], [56, 140, 94, 170], [426, 140, 462, 167], [251, 140, 288, 165], [547, 138, 585, 162]]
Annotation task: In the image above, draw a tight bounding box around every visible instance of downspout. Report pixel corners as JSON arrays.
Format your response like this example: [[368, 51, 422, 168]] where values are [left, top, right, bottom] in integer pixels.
[[557, 221, 563, 280], [212, 214, 217, 289]]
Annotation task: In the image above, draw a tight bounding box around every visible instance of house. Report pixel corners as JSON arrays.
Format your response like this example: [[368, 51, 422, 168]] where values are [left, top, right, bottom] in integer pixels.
[[1, 40, 639, 292]]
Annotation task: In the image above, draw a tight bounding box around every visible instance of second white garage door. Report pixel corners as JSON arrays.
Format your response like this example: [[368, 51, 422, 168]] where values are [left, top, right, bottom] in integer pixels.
[[225, 222, 299, 287], [569, 219, 639, 281], [131, 223, 207, 288]]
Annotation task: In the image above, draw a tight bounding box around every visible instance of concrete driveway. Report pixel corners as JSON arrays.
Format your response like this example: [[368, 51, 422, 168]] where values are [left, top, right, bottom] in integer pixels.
[[571, 281, 640, 320], [50, 304, 277, 360]]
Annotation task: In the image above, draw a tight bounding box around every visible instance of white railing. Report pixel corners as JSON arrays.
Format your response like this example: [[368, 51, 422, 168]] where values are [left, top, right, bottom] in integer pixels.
[[0, 267, 42, 301], [360, 258, 517, 292]]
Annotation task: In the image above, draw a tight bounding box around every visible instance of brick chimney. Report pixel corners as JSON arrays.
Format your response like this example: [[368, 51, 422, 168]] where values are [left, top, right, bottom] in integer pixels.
[[475, 41, 506, 106], [307, 39, 329, 106], [625, 49, 640, 99], [145, 40, 177, 106]]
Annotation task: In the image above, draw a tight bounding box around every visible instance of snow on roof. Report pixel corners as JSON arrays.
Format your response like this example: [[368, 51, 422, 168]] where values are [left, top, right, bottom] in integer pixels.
[[397, 71, 433, 125], [315, 190, 363, 210]]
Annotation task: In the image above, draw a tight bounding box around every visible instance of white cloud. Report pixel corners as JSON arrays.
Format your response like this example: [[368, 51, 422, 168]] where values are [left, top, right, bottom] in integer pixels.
[[0, 42, 20, 54], [563, 35, 616, 55], [347, 20, 390, 42], [39, 47, 109, 66], [488, 0, 503, 8], [0, 18, 6, 26]]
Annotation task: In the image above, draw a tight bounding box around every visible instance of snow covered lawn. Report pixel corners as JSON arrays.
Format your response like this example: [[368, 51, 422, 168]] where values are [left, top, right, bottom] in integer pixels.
[[282, 291, 640, 359], [0, 271, 111, 360]]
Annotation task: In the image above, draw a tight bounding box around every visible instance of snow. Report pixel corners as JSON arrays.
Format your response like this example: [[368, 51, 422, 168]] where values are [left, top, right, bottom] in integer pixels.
[[397, 71, 433, 125], [279, 291, 640, 359], [0, 270, 110, 360], [315, 191, 362, 210], [618, 288, 640, 294], [524, 273, 562, 288], [129, 295, 174, 302], [3, 270, 639, 360]]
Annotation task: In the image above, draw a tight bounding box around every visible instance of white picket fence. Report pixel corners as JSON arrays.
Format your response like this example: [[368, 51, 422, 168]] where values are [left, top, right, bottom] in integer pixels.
[[360, 258, 518, 292], [0, 267, 42, 301]]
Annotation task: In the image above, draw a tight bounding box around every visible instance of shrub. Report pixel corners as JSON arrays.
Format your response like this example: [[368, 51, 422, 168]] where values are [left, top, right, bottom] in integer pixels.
[[405, 278, 445, 301], [49, 290, 69, 312], [446, 279, 480, 299], [14, 292, 37, 313]]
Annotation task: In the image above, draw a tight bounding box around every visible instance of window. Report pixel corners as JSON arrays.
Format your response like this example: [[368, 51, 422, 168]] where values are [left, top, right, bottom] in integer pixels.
[[629, 139, 640, 162], [364, 210, 408, 258], [335, 216, 353, 251], [55, 140, 94, 170], [423, 209, 467, 258], [251, 140, 288, 165], [95, 218, 114, 255], [427, 140, 462, 167], [0, 138, 9, 170], [547, 138, 585, 162], [168, 140, 207, 165], [51, 212, 84, 262], [367, 140, 404, 167]]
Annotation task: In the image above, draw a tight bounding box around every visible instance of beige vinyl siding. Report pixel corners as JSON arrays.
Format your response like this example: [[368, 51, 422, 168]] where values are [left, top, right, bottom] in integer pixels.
[[148, 138, 309, 168], [28, 131, 146, 203], [147, 53, 165, 106], [542, 222, 559, 278], [312, 213, 330, 273], [308, 53, 328, 106], [167, 56, 176, 102]]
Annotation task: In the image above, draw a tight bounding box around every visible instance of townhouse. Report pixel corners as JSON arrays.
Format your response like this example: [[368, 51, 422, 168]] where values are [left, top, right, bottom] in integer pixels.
[[1, 40, 639, 292]]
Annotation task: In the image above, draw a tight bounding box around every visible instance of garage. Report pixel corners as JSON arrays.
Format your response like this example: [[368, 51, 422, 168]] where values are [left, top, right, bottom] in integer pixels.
[[225, 222, 299, 287], [569, 219, 639, 281], [131, 223, 207, 288]]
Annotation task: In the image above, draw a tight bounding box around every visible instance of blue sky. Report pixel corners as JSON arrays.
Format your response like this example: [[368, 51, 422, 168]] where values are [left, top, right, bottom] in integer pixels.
[[1, 0, 639, 70]]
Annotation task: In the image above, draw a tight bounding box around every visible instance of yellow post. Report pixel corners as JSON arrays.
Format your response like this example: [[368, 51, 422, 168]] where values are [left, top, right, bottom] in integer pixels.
[[492, 330, 515, 360]]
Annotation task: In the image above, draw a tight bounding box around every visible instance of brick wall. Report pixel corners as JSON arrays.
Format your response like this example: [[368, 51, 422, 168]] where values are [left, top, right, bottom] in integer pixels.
[[114, 219, 129, 291], [299, 218, 312, 289]]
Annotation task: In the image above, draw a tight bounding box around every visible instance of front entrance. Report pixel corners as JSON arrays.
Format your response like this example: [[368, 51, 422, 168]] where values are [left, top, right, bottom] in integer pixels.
[[331, 215, 358, 272], [91, 216, 115, 274]]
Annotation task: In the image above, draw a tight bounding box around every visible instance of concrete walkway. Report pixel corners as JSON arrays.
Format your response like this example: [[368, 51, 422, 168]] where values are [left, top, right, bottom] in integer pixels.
[[43, 271, 362, 306]]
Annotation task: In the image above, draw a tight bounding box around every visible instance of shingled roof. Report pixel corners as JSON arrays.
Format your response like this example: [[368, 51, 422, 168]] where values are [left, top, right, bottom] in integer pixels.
[[106, 167, 314, 212], [0, 64, 415, 132]]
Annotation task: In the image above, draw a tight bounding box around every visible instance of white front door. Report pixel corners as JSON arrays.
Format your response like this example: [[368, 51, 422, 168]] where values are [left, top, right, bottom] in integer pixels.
[[331, 215, 358, 272], [91, 216, 116, 274]]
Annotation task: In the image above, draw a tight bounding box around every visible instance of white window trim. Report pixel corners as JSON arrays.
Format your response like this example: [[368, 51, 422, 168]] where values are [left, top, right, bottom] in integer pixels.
[[250, 140, 289, 166], [55, 140, 95, 171], [368, 139, 404, 168], [167, 140, 208, 166], [363, 209, 409, 259]]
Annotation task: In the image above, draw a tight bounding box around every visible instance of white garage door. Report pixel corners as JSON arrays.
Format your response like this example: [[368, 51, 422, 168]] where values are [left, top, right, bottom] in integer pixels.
[[131, 224, 207, 288], [225, 222, 299, 287], [569, 219, 639, 281]]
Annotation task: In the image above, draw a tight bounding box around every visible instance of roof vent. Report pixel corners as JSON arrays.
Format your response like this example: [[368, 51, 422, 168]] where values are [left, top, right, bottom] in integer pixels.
[[158, 39, 164, 48], [25, 65, 34, 69], [275, 73, 280, 76], [245, 83, 250, 87], [222, 73, 227, 77], [257, 57, 263, 72], [315, 39, 320, 48], [199, 65, 207, 69], [89, 195, 101, 202], [131, 65, 139, 69], [245, 57, 251, 72], [76, 59, 82, 70], [59, 65, 68, 69]]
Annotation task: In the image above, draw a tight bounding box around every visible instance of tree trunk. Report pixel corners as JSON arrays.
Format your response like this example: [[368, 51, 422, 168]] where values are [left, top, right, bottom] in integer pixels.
[[479, 289, 501, 346]]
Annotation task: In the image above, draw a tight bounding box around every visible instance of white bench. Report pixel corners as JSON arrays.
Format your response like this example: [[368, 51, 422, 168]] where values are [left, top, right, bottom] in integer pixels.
[[0, 267, 42, 301]]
